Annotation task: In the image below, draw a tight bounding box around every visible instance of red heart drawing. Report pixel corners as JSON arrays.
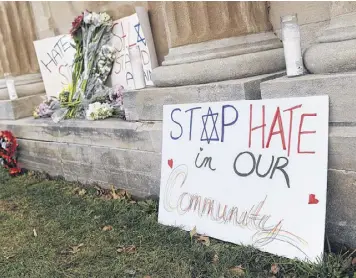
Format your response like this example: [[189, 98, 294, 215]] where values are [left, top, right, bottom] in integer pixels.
[[168, 159, 173, 169], [308, 194, 319, 205]]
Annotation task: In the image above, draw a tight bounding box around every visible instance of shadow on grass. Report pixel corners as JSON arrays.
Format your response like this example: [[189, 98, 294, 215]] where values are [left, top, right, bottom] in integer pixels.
[[0, 168, 354, 278]]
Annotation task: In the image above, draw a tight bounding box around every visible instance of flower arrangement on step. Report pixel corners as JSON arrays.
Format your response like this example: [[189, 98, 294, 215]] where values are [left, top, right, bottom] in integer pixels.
[[34, 10, 125, 122], [0, 131, 21, 175]]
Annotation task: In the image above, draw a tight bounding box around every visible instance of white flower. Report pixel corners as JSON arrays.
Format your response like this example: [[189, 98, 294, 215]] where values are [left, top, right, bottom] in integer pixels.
[[92, 12, 101, 27], [100, 12, 111, 23], [83, 11, 93, 24], [86, 102, 113, 120]]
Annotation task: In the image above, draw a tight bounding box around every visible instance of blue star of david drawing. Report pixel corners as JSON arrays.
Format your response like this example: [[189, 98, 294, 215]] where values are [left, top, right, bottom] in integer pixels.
[[134, 23, 146, 45], [201, 107, 219, 144]]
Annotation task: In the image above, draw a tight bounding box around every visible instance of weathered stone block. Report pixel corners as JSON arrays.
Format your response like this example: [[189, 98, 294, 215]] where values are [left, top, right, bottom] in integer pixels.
[[329, 125, 356, 171], [19, 155, 64, 178], [0, 118, 162, 152], [124, 72, 285, 121], [260, 72, 356, 123], [326, 169, 356, 248], [16, 138, 161, 198], [0, 95, 45, 120]]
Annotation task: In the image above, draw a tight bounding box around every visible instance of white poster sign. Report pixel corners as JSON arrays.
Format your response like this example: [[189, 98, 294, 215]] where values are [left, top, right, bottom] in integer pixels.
[[108, 7, 158, 90], [159, 96, 329, 263], [34, 35, 75, 98]]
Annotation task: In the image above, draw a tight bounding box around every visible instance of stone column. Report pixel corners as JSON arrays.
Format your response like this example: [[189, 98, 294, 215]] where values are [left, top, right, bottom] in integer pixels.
[[0, 2, 45, 120], [304, 1, 356, 73], [151, 1, 285, 87]]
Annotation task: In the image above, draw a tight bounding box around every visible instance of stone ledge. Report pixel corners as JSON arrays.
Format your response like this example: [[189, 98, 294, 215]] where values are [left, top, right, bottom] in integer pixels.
[[124, 72, 285, 121], [260, 72, 356, 123], [152, 49, 285, 87], [1, 111, 355, 173], [0, 95, 46, 120], [0, 117, 163, 153], [163, 32, 283, 66]]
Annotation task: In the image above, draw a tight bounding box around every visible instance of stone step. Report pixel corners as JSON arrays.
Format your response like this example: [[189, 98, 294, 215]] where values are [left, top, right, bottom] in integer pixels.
[[0, 95, 46, 120], [0, 117, 162, 153], [0, 73, 45, 100], [1, 116, 356, 172], [124, 72, 285, 121], [260, 72, 356, 123]]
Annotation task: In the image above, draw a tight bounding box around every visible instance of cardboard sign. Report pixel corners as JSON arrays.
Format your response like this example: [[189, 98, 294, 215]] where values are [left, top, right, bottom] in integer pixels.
[[159, 96, 329, 263], [108, 7, 158, 90], [34, 35, 75, 98]]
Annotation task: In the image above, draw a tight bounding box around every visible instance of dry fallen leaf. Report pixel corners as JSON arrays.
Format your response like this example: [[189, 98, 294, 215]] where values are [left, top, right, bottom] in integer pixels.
[[212, 253, 219, 264], [117, 245, 136, 254], [190, 226, 197, 240], [33, 228, 37, 237], [129, 200, 137, 204], [102, 225, 113, 231], [270, 263, 280, 274], [196, 235, 210, 246], [143, 276, 151, 278], [230, 265, 245, 276], [111, 185, 120, 199], [69, 243, 84, 254], [124, 190, 131, 200]]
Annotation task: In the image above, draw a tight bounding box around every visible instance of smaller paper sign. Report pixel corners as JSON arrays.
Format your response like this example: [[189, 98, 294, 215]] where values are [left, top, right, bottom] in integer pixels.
[[34, 35, 75, 98], [159, 96, 329, 263], [108, 7, 158, 90]]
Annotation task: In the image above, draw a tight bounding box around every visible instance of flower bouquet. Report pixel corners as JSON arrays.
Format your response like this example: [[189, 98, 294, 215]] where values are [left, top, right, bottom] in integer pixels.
[[46, 10, 125, 122], [33, 97, 60, 119]]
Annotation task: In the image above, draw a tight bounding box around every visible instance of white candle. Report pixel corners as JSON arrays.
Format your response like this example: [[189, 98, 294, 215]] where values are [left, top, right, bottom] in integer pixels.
[[281, 15, 304, 77], [4, 73, 18, 100]]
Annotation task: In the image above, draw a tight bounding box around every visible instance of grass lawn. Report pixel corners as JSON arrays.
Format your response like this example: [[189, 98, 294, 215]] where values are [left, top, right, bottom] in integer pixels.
[[0, 168, 355, 278]]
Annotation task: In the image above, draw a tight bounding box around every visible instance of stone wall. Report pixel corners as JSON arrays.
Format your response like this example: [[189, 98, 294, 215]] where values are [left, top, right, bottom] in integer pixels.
[[0, 118, 162, 198], [29, 1, 336, 65]]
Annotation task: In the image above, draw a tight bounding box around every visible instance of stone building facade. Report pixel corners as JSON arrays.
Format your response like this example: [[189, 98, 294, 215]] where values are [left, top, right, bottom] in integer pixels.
[[0, 1, 356, 249]]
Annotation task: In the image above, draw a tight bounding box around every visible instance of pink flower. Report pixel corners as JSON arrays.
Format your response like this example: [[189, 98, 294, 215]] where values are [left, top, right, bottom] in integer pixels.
[[70, 14, 84, 36]]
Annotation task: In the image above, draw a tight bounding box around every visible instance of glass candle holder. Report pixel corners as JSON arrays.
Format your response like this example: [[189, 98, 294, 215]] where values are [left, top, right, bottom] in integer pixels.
[[281, 14, 304, 77], [4, 73, 18, 100]]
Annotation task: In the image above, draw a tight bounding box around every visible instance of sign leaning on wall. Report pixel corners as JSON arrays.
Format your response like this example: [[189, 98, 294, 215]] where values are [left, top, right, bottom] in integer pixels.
[[34, 7, 158, 98], [33, 35, 76, 98], [108, 7, 158, 90], [158, 96, 329, 263]]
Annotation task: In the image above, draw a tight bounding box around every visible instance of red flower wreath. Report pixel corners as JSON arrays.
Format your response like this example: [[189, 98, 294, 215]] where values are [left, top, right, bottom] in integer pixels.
[[0, 131, 21, 175]]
